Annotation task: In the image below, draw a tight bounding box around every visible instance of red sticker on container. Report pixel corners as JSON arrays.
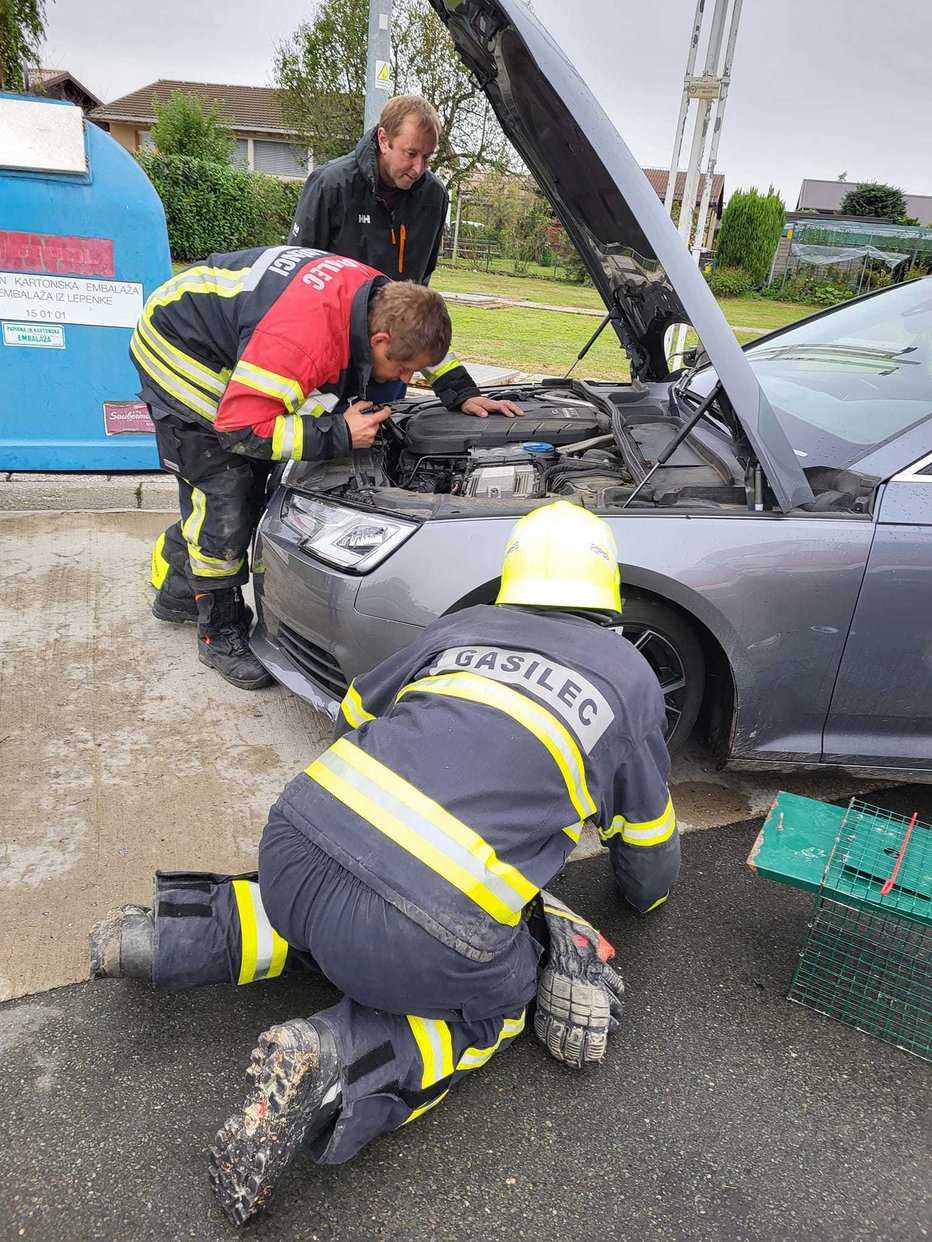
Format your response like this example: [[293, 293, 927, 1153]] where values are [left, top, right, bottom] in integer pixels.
[[103, 401, 154, 435], [0, 230, 115, 278]]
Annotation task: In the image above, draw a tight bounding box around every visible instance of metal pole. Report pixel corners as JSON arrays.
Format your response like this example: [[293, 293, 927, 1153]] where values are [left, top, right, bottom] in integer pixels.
[[664, 0, 706, 216], [678, 0, 729, 249], [451, 190, 463, 265], [671, 0, 730, 367], [693, 0, 743, 258], [364, 0, 393, 133]]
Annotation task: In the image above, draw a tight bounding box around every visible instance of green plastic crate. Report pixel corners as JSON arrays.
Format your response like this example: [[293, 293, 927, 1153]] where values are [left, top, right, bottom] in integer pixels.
[[788, 799, 931, 1061]]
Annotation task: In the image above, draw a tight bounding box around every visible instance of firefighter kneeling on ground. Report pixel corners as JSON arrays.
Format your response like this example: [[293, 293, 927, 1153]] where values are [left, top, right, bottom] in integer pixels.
[[90, 500, 681, 1226], [132, 246, 453, 692]]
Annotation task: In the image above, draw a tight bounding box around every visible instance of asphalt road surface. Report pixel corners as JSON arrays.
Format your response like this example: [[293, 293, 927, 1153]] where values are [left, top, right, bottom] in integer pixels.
[[2, 784, 929, 1242]]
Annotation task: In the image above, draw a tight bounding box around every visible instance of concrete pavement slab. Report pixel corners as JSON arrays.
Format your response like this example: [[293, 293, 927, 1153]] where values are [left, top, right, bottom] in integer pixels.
[[0, 510, 331, 1001], [0, 510, 885, 1002], [1, 807, 929, 1241]]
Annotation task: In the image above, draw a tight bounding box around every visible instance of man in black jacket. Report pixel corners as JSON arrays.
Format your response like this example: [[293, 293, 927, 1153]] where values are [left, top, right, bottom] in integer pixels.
[[291, 94, 522, 419]]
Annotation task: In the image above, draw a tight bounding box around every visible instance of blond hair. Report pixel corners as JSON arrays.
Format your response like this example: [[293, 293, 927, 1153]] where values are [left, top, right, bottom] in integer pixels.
[[379, 95, 441, 144], [367, 282, 451, 364]]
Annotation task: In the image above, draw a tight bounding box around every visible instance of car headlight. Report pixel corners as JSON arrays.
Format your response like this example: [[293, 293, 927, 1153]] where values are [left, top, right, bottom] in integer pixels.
[[280, 493, 418, 572]]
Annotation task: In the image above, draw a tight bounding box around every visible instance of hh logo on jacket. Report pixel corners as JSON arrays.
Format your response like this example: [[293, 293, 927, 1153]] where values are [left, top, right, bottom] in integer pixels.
[[358, 214, 371, 224]]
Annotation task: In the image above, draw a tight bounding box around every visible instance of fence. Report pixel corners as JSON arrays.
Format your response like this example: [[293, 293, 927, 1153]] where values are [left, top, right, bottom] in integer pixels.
[[436, 192, 590, 283], [768, 217, 932, 297]]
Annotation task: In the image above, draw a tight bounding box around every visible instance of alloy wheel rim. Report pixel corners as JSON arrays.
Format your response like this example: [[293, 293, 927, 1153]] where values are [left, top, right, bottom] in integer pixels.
[[613, 623, 688, 740]]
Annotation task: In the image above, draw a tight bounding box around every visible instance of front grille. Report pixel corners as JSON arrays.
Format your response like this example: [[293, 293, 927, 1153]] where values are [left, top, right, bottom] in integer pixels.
[[278, 624, 349, 699]]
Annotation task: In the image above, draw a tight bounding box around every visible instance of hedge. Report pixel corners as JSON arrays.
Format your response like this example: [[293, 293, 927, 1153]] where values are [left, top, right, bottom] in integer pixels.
[[137, 153, 304, 261], [715, 188, 786, 286], [708, 266, 753, 297]]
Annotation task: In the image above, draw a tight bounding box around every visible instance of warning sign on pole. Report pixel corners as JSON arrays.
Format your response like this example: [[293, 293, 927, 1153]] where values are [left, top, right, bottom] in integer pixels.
[[375, 60, 391, 90], [687, 77, 722, 101]]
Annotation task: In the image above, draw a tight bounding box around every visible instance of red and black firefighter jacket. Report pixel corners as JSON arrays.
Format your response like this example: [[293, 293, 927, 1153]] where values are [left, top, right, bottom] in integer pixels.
[[130, 246, 390, 463], [290, 128, 479, 411], [266, 605, 680, 964]]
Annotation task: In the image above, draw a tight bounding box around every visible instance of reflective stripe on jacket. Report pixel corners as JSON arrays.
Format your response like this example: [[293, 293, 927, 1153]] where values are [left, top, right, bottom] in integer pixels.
[[270, 605, 676, 961]]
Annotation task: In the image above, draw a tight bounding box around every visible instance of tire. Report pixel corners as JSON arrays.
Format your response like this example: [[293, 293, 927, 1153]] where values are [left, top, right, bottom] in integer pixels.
[[612, 595, 705, 756]]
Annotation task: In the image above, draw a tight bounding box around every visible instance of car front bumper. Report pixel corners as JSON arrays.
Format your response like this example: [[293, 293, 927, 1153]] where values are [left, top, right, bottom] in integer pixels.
[[251, 491, 427, 716]]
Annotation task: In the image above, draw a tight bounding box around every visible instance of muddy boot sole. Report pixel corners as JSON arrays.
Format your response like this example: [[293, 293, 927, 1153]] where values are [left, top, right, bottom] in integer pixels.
[[208, 1019, 331, 1226]]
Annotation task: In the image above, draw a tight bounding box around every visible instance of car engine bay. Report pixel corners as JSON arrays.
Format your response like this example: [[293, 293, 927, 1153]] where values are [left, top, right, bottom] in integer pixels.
[[284, 382, 875, 518]]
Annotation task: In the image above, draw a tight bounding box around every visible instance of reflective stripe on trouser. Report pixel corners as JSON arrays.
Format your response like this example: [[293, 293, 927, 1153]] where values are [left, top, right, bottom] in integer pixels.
[[310, 996, 527, 1165], [152, 414, 272, 592], [151, 871, 313, 989], [150, 525, 195, 603], [607, 827, 682, 914]]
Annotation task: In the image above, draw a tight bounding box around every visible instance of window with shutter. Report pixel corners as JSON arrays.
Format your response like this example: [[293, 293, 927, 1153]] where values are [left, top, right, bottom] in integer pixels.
[[253, 140, 309, 179]]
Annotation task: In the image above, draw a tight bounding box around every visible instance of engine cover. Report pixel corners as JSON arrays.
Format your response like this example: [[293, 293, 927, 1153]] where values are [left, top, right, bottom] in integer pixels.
[[403, 398, 606, 456]]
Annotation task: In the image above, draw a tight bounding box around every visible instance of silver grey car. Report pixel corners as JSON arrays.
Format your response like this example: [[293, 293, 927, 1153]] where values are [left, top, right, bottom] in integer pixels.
[[252, 0, 932, 779]]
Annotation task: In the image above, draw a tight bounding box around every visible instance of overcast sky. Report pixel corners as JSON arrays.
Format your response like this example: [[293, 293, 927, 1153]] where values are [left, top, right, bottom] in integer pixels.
[[41, 0, 932, 209]]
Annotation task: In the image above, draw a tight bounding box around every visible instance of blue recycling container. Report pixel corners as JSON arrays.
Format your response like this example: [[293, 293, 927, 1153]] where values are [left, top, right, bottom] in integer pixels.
[[0, 93, 172, 470]]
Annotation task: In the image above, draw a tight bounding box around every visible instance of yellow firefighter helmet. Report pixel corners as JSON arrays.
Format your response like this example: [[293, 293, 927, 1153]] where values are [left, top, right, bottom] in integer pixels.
[[496, 500, 622, 614]]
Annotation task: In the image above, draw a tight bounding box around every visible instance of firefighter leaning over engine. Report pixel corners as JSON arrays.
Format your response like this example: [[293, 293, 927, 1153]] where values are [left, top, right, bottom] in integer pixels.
[[90, 500, 681, 1226], [131, 246, 451, 691]]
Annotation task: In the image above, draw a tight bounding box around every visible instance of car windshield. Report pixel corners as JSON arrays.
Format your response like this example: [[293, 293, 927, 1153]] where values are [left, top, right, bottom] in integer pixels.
[[687, 279, 932, 469]]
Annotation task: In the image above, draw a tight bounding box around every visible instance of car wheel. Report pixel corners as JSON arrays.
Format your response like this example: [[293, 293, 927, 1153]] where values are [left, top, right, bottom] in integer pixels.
[[613, 596, 705, 756]]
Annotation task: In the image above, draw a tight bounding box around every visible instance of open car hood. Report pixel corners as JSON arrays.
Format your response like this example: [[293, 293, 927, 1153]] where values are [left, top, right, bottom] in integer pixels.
[[428, 0, 814, 511]]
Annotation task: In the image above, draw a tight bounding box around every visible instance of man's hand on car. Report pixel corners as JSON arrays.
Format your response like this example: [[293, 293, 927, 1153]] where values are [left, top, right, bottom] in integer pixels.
[[460, 396, 525, 419], [344, 401, 392, 448]]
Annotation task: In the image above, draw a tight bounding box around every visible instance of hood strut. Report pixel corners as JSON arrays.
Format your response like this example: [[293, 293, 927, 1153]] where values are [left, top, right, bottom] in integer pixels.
[[622, 382, 723, 509], [563, 308, 621, 379]]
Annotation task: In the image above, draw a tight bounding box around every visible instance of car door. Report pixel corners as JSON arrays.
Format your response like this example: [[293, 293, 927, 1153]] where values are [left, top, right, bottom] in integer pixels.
[[822, 451, 932, 771]]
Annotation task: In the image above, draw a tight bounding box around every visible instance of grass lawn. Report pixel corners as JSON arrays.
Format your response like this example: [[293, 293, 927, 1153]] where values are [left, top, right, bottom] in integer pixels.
[[715, 295, 814, 331], [447, 302, 631, 381], [435, 264, 815, 376], [440, 277, 809, 380], [446, 303, 763, 382], [435, 263, 813, 327], [435, 263, 607, 311]]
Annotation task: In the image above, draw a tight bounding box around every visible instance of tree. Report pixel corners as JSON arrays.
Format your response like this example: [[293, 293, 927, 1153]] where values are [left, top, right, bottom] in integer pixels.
[[0, 0, 47, 92], [274, 0, 367, 167], [714, 186, 786, 286], [273, 0, 514, 188], [840, 181, 907, 220], [389, 0, 513, 186], [149, 90, 236, 165]]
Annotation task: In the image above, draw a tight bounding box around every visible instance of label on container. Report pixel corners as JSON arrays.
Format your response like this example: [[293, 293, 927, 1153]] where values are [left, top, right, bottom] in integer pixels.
[[0, 271, 143, 328], [2, 321, 65, 348], [0, 231, 115, 278], [103, 401, 155, 436]]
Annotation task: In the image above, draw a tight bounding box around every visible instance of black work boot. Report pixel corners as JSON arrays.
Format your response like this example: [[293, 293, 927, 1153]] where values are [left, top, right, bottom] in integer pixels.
[[89, 904, 155, 980], [152, 583, 198, 624], [196, 589, 273, 691], [153, 569, 254, 628], [208, 1018, 342, 1226]]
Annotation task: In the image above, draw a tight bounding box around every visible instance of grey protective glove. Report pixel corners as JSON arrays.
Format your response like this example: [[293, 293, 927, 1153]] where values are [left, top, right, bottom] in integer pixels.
[[533, 891, 625, 1070]]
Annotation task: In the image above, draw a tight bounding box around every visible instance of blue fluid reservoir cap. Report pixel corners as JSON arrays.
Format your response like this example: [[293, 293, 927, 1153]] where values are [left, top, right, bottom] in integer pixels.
[[523, 441, 556, 455]]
